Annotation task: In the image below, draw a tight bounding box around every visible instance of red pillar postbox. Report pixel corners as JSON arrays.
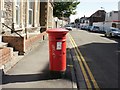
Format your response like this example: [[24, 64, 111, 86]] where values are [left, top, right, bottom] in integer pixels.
[[47, 28, 68, 73]]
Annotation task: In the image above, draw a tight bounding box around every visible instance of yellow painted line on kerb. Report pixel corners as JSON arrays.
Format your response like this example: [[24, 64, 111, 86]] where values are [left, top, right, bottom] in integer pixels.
[[68, 33, 100, 89], [68, 34, 92, 89]]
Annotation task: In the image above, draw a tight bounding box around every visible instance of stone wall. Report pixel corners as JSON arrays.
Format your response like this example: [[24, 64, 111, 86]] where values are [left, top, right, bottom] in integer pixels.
[[4, 0, 13, 30], [22, 1, 26, 28]]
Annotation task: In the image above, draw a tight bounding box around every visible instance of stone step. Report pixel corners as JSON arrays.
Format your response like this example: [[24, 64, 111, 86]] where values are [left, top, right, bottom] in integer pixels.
[[2, 48, 23, 73], [13, 51, 19, 57], [0, 42, 8, 48]]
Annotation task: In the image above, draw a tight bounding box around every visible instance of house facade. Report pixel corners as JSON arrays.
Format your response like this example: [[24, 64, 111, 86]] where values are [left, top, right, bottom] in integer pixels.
[[0, 0, 53, 71], [79, 16, 89, 27], [0, 0, 53, 36], [90, 10, 120, 31], [104, 11, 119, 28], [89, 10, 106, 26], [40, 1, 53, 32]]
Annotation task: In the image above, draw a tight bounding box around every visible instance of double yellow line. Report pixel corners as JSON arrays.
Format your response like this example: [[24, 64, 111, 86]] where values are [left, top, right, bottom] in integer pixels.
[[68, 33, 99, 89]]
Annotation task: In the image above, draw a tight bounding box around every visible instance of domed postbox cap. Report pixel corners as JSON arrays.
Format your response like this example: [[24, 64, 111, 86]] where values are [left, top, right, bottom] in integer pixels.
[[46, 28, 69, 34]]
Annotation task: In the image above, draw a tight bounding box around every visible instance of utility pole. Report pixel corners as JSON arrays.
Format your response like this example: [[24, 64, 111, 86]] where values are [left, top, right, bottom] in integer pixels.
[[101, 7, 106, 31]]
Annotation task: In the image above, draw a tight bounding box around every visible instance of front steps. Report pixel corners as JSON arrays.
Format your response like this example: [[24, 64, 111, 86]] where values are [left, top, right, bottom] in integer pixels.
[[0, 42, 23, 73]]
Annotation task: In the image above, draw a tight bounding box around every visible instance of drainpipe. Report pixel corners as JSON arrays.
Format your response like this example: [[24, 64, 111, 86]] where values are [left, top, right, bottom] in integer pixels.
[[25, 0, 28, 39], [0, 0, 4, 42], [12, 0, 15, 33]]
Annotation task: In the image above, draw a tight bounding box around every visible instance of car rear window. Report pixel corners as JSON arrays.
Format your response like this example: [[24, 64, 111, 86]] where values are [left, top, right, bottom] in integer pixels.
[[94, 26, 99, 28], [111, 29, 117, 31]]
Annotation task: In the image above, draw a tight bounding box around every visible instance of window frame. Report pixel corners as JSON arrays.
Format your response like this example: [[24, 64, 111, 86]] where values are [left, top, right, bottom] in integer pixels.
[[28, 0, 34, 26], [15, 0, 20, 27]]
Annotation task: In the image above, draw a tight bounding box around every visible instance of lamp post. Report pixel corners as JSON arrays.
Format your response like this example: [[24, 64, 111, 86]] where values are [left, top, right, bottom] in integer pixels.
[[101, 7, 105, 10], [103, 21, 105, 31], [101, 7, 106, 31], [54, 17, 58, 28], [62, 11, 65, 27]]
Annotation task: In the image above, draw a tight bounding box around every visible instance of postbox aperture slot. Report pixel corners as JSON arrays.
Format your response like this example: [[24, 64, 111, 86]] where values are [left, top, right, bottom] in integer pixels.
[[56, 38, 62, 40]]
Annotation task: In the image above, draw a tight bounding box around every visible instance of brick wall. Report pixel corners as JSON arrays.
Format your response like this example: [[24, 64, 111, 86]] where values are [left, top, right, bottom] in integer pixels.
[[2, 32, 47, 54], [25, 32, 47, 51], [0, 47, 13, 65], [2, 36, 25, 54], [26, 27, 39, 33]]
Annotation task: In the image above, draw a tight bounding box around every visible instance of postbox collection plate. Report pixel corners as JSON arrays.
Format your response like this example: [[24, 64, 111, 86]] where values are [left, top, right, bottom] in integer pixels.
[[56, 42, 62, 50]]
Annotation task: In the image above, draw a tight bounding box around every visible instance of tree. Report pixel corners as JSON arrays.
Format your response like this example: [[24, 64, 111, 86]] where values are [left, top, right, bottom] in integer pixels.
[[53, 0, 80, 18], [75, 18, 80, 23]]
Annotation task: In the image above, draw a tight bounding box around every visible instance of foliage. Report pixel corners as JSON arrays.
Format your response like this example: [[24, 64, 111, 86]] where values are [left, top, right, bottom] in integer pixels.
[[53, 0, 80, 18], [75, 18, 80, 23]]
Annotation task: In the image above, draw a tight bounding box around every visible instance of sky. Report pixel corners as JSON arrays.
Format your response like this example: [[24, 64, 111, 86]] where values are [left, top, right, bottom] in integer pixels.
[[70, 0, 120, 22]]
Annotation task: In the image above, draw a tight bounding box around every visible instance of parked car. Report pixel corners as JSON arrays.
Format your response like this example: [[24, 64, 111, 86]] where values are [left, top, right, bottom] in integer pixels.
[[65, 25, 72, 31], [90, 26, 100, 32], [104, 27, 120, 37], [84, 26, 89, 30], [80, 25, 85, 30], [86, 26, 92, 31], [80, 25, 87, 30]]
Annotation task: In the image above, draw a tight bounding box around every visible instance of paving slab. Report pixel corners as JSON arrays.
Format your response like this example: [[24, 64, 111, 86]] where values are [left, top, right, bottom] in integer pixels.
[[2, 38, 77, 89]]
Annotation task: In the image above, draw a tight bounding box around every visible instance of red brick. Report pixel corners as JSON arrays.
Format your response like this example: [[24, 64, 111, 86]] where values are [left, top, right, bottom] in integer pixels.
[[0, 48, 12, 65]]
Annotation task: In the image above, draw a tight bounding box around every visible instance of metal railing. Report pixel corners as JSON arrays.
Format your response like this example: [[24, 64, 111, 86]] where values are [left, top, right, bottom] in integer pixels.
[[2, 23, 23, 38]]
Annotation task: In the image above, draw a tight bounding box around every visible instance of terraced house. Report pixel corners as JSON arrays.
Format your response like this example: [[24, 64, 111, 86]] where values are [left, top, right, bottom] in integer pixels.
[[118, 1, 120, 28], [0, 0, 53, 71]]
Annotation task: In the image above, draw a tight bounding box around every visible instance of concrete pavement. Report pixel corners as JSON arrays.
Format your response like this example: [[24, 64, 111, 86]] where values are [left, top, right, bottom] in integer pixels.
[[2, 35, 77, 89]]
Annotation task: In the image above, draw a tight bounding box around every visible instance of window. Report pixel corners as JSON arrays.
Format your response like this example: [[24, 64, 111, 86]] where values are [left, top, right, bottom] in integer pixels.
[[113, 11, 118, 13], [28, 0, 34, 25], [109, 12, 112, 17], [29, 9, 33, 25], [112, 23, 116, 28], [16, 0, 20, 25], [111, 29, 117, 31]]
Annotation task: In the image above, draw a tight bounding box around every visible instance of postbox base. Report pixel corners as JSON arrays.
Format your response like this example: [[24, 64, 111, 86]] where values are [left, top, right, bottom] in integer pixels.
[[49, 70, 65, 78]]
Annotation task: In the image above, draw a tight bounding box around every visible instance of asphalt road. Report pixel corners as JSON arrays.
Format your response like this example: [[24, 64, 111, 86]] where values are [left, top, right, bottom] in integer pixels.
[[69, 28, 119, 89]]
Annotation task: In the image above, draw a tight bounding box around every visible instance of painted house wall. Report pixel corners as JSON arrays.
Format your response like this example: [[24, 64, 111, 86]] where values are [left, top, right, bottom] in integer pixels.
[[105, 11, 118, 22]]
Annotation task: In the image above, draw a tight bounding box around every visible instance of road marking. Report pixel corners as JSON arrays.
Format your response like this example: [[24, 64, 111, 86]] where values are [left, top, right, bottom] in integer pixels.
[[68, 33, 100, 89], [68, 34, 92, 89]]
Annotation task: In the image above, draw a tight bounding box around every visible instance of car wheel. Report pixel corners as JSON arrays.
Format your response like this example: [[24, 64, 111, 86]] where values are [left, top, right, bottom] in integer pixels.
[[105, 33, 107, 37], [109, 33, 112, 37]]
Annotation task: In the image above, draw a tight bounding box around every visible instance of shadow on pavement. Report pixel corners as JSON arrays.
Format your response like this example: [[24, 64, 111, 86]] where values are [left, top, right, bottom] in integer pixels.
[[100, 35, 120, 43], [2, 51, 73, 85]]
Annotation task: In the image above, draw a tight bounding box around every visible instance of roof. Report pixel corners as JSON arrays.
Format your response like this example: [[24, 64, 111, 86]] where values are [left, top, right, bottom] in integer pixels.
[[90, 10, 106, 17]]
